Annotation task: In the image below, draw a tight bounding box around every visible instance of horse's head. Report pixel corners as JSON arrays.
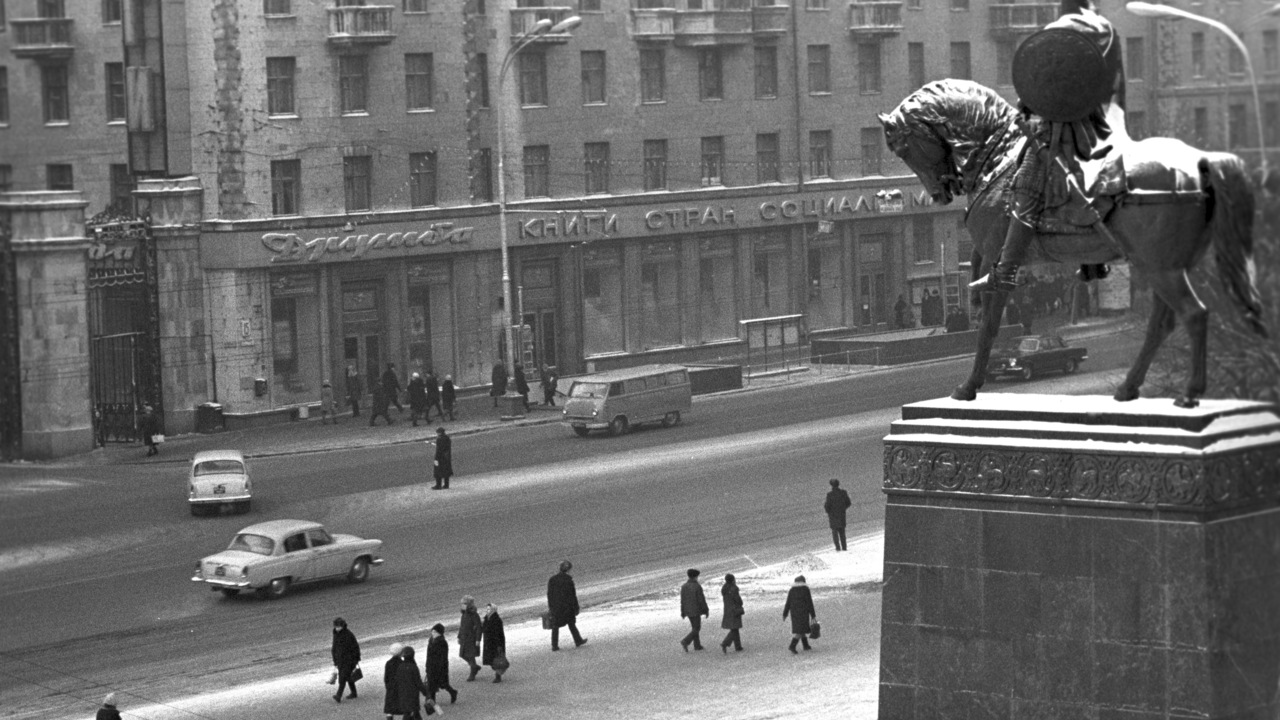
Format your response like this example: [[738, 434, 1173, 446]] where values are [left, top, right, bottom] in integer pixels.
[[878, 107, 960, 205]]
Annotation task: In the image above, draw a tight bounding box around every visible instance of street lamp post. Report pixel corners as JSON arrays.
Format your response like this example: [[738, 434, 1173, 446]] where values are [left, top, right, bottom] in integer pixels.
[[494, 14, 581, 420], [1125, 2, 1271, 184]]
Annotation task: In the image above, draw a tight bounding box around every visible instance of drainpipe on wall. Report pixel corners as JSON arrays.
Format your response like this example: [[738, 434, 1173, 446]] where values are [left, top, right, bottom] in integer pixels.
[[790, 0, 805, 194]]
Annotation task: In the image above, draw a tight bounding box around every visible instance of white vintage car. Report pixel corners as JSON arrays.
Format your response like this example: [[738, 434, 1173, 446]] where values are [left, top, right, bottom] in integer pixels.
[[192, 519, 385, 599], [188, 450, 252, 515]]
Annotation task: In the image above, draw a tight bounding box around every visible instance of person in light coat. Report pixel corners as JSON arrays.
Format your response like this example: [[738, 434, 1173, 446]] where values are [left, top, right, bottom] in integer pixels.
[[719, 573, 744, 653], [782, 575, 816, 654]]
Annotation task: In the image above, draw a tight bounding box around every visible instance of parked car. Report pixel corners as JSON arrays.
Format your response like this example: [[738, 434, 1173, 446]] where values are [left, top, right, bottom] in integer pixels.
[[561, 364, 692, 437], [192, 519, 384, 599], [189, 450, 251, 516], [985, 334, 1088, 381]]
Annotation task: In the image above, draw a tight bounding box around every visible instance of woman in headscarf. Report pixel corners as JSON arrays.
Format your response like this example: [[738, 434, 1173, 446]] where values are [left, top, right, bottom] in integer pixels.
[[719, 573, 744, 653], [394, 645, 426, 720], [782, 574, 816, 654], [481, 603, 507, 683], [458, 595, 483, 681]]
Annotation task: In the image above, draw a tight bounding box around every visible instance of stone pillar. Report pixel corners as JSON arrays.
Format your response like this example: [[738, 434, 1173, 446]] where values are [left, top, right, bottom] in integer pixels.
[[133, 177, 208, 435], [879, 394, 1280, 719], [0, 191, 93, 459]]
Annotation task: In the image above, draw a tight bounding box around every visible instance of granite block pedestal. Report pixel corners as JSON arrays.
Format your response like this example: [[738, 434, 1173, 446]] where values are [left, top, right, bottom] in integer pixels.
[[878, 394, 1280, 720]]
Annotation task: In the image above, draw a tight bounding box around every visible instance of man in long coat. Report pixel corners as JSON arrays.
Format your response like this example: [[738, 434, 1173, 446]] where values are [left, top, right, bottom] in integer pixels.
[[824, 479, 853, 551], [407, 372, 428, 427], [331, 617, 362, 702], [481, 604, 507, 683], [425, 623, 458, 705], [382, 363, 404, 413], [547, 560, 587, 651], [394, 646, 426, 720], [782, 575, 817, 654], [719, 573, 744, 653], [679, 568, 710, 652], [425, 370, 444, 422], [383, 642, 404, 720], [431, 427, 452, 489], [457, 596, 483, 681]]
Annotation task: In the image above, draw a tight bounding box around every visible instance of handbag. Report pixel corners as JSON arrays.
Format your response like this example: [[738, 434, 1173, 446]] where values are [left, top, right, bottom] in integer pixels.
[[351, 665, 364, 682], [491, 652, 510, 672], [326, 669, 337, 685], [540, 611, 554, 630], [150, 434, 165, 444], [809, 621, 821, 640]]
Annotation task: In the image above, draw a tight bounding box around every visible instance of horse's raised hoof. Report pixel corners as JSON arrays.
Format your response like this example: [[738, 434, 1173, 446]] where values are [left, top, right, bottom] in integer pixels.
[[1174, 396, 1200, 409], [951, 385, 978, 401], [1113, 386, 1139, 402]]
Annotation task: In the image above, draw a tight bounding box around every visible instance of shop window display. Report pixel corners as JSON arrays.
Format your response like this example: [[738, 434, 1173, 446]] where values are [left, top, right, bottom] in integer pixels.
[[641, 242, 680, 349], [583, 249, 624, 356], [269, 272, 322, 406], [751, 240, 791, 317], [808, 241, 845, 330], [698, 239, 737, 342]]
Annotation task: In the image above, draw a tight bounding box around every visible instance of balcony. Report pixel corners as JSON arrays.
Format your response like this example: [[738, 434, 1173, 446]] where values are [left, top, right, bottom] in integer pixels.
[[673, 1, 752, 46], [752, 3, 790, 36], [511, 6, 576, 44], [989, 3, 1057, 36], [847, 1, 902, 35], [9, 18, 75, 59], [326, 5, 395, 48], [631, 7, 676, 42]]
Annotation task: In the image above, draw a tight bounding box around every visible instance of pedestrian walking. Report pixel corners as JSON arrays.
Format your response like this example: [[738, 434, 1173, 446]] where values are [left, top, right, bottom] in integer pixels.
[[383, 642, 405, 720], [425, 370, 444, 422], [140, 404, 162, 456], [481, 603, 507, 683], [395, 646, 427, 720], [431, 427, 452, 489], [782, 575, 817, 654], [426, 623, 459, 706], [441, 375, 457, 420], [382, 363, 405, 413], [824, 478, 853, 551], [541, 365, 559, 407], [457, 596, 483, 681], [331, 617, 362, 702], [719, 573, 744, 653], [514, 364, 531, 411], [320, 380, 338, 424], [95, 693, 122, 720], [490, 362, 508, 407], [369, 382, 394, 426], [547, 560, 588, 651], [679, 568, 710, 652], [407, 372, 428, 427], [346, 364, 363, 418]]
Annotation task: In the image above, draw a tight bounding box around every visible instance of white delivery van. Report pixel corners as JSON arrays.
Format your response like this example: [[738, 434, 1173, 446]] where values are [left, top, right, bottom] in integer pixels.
[[561, 364, 692, 437]]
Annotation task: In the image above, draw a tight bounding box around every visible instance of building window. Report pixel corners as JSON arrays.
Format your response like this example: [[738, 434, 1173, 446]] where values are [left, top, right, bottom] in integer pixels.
[[643, 139, 667, 191], [907, 0, 921, 8], [109, 163, 132, 211], [808, 130, 832, 179], [752, 243, 791, 315], [472, 147, 493, 202], [405, 53, 434, 110], [523, 145, 550, 198], [339, 55, 369, 113], [47, 163, 73, 190], [42, 64, 70, 123], [640, 48, 665, 103], [808, 45, 831, 94], [404, 0, 427, 13], [641, 242, 681, 349], [0, 165, 11, 192], [408, 152, 437, 207], [1228, 103, 1247, 148], [858, 41, 882, 94], [1191, 32, 1205, 78], [950, 42, 971, 80], [861, 127, 882, 175], [1228, 40, 1245, 76], [1265, 30, 1278, 73], [754, 45, 778, 99], [264, 0, 291, 15], [271, 159, 301, 215], [266, 57, 296, 115], [469, 53, 489, 109], [951, 0, 968, 9], [581, 50, 606, 105], [584, 142, 610, 194], [581, 0, 601, 10], [1265, 101, 1279, 146], [519, 51, 548, 106], [38, 0, 66, 17], [1125, 37, 1144, 81], [698, 48, 723, 101], [756, 132, 780, 183], [583, 248, 624, 355], [908, 42, 925, 90], [343, 155, 371, 211], [1193, 106, 1208, 145], [701, 136, 724, 186], [698, 239, 736, 342], [0, 67, 8, 125], [996, 40, 1014, 86], [1127, 110, 1146, 141], [102, 0, 122, 23], [913, 215, 934, 262], [806, 0, 828, 8]]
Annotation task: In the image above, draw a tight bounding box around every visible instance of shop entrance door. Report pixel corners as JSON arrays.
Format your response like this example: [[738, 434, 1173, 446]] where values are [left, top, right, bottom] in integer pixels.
[[341, 284, 384, 399], [520, 308, 558, 372]]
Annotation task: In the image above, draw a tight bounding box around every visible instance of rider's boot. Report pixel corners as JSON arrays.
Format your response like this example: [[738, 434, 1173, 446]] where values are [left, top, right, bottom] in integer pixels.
[[970, 219, 1035, 292]]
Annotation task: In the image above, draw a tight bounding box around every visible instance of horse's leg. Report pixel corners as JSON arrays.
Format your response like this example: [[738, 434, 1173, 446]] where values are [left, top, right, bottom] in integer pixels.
[[1162, 271, 1209, 408], [1115, 291, 1175, 402], [952, 289, 1008, 401]]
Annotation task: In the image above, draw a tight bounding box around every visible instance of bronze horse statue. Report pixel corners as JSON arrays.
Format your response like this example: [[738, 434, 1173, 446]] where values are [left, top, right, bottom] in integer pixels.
[[879, 79, 1266, 408]]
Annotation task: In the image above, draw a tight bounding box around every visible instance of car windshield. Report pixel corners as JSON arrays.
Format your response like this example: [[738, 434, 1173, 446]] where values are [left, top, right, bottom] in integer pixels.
[[195, 459, 244, 476], [1018, 338, 1040, 352], [569, 382, 609, 399], [227, 533, 274, 555]]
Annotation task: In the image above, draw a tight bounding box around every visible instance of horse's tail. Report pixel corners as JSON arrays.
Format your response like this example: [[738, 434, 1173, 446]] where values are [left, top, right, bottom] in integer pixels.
[[1200, 154, 1267, 338]]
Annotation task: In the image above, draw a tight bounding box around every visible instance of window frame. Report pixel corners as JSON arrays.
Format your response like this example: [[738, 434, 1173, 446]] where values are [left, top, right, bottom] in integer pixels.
[[270, 159, 301, 216], [950, 41, 971, 81], [266, 56, 297, 116], [640, 48, 666, 103], [808, 130, 832, 179], [339, 54, 369, 114], [643, 139, 668, 191], [105, 62, 126, 122], [0, 66, 9, 125], [698, 48, 723, 101], [409, 151, 438, 208], [263, 0, 291, 16], [403, 0, 427, 13], [519, 50, 548, 106], [755, 44, 778, 99], [908, 42, 925, 91], [858, 41, 882, 94], [42, 63, 70, 124], [523, 144, 550, 198], [46, 163, 73, 191], [102, 0, 122, 24], [1125, 36, 1145, 82], [581, 50, 606, 105], [860, 127, 882, 176], [405, 52, 435, 111], [700, 136, 725, 187], [470, 53, 490, 109], [343, 155, 372, 212], [756, 132, 780, 183], [807, 44, 831, 94], [584, 141, 610, 195]]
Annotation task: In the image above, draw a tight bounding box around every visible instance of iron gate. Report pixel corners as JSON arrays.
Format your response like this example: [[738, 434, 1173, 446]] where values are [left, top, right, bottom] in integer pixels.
[[86, 212, 162, 444], [0, 218, 19, 461]]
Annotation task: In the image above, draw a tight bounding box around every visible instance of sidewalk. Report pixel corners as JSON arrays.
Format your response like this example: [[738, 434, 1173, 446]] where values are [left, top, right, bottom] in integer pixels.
[[56, 312, 1137, 468]]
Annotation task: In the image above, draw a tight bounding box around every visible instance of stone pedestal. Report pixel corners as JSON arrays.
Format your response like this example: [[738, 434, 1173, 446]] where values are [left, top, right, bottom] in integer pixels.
[[878, 394, 1280, 720], [0, 191, 93, 459]]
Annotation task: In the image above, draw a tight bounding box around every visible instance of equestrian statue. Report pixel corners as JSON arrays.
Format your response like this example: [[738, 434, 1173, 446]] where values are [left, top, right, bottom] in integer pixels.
[[878, 0, 1266, 408]]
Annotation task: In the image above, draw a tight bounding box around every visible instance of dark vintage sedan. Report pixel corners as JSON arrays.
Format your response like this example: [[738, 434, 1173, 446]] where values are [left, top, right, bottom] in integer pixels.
[[985, 334, 1088, 381]]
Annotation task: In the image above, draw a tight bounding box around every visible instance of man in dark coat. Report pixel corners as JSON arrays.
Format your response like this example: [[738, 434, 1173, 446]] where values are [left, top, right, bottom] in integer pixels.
[[541, 365, 559, 406], [824, 479, 853, 551], [140, 405, 162, 456], [679, 568, 710, 652], [782, 575, 817, 654], [369, 382, 393, 426], [719, 573, 744, 653], [382, 363, 404, 413], [95, 693, 122, 720], [431, 427, 452, 489], [383, 642, 404, 720], [457, 595, 483, 681], [345, 364, 363, 418], [425, 370, 444, 422], [481, 603, 507, 683], [395, 645, 426, 720], [513, 364, 531, 411], [490, 362, 508, 406], [407, 372, 428, 427], [425, 623, 458, 705], [441, 375, 457, 420], [546, 560, 587, 651], [331, 617, 362, 702]]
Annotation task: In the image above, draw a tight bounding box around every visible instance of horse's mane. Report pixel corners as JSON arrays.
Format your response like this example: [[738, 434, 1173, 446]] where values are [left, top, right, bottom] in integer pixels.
[[890, 79, 1019, 158]]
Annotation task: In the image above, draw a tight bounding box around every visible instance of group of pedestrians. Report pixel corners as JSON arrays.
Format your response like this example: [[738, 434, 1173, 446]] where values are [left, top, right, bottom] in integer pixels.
[[407, 369, 456, 426], [676, 568, 817, 656]]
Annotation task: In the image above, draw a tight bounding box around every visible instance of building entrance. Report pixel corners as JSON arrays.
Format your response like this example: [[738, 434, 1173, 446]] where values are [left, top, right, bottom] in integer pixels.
[[341, 283, 385, 397]]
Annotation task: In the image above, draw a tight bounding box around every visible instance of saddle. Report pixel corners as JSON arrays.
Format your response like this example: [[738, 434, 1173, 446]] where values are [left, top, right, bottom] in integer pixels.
[[1033, 145, 1126, 235]]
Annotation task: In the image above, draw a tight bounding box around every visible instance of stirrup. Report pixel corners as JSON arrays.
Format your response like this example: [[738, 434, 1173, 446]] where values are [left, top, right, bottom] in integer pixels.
[[968, 270, 1020, 293]]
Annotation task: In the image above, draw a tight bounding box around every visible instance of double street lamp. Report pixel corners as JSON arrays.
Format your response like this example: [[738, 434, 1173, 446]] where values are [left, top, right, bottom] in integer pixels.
[[1125, 2, 1273, 184], [494, 14, 581, 419]]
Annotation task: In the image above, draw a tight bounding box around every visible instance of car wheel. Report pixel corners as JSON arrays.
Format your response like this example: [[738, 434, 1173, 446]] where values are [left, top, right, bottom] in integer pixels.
[[1063, 359, 1078, 374], [190, 505, 204, 517], [609, 416, 629, 436], [236, 500, 251, 514], [572, 426, 590, 438], [1020, 365, 1034, 381], [258, 577, 290, 600], [219, 588, 240, 598], [347, 557, 370, 583], [661, 411, 681, 428]]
